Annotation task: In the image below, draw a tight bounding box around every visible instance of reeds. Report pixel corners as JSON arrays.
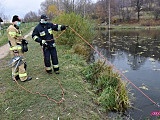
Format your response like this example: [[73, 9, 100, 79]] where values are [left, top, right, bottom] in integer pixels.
[[82, 60, 131, 112]]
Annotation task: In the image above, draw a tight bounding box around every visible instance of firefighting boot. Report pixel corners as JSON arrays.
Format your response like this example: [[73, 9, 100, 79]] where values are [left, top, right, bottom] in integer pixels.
[[15, 75, 20, 80], [22, 77, 32, 82], [54, 70, 59, 74], [53, 67, 59, 74], [46, 70, 52, 74], [12, 75, 20, 81]]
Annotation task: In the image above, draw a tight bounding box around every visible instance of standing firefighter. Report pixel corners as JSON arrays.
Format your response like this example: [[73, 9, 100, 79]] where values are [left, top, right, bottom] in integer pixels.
[[32, 14, 67, 74], [7, 15, 32, 82]]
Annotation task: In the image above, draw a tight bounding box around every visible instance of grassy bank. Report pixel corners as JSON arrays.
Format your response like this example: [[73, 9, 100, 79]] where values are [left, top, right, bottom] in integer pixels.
[[0, 35, 107, 119], [0, 13, 131, 119]]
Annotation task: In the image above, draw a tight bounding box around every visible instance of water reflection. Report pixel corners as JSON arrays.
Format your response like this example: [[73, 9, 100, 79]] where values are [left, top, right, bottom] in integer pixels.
[[91, 29, 160, 119], [92, 29, 160, 70]]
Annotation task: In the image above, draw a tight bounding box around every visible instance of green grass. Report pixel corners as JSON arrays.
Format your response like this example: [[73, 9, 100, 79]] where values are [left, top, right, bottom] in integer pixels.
[[0, 18, 131, 119], [0, 34, 104, 119]]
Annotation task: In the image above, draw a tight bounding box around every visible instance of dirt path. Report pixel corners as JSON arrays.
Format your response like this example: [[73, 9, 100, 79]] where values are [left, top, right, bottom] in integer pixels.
[[0, 44, 10, 59], [0, 30, 33, 60]]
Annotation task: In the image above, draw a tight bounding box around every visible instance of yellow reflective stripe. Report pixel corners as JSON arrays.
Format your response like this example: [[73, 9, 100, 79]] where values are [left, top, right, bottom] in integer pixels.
[[40, 31, 45, 36], [10, 48, 14, 50], [12, 72, 19, 76], [45, 67, 52, 70], [58, 25, 61, 31], [9, 31, 16, 37], [16, 33, 22, 37], [33, 36, 38, 40], [53, 65, 59, 68], [48, 28, 53, 34], [10, 45, 22, 51], [19, 73, 27, 77]]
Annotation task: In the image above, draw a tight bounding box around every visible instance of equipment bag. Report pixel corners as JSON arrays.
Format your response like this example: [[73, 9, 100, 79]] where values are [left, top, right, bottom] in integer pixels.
[[21, 39, 28, 52]]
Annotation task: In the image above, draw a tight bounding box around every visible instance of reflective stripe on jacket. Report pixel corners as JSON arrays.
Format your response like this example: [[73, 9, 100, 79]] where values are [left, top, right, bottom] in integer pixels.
[[32, 23, 62, 45], [7, 24, 23, 48], [9, 45, 22, 51]]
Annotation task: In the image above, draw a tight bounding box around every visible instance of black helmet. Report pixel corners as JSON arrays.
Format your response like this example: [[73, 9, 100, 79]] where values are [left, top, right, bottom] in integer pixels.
[[12, 15, 21, 22], [40, 14, 49, 20]]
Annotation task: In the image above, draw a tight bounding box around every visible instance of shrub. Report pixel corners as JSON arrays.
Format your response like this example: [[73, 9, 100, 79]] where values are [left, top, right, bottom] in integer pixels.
[[139, 19, 160, 26], [82, 61, 130, 112], [72, 43, 90, 58], [53, 13, 95, 46]]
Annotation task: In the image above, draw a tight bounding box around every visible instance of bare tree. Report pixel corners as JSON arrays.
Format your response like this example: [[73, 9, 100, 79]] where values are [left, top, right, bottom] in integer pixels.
[[152, 0, 160, 20], [24, 11, 39, 22], [40, 0, 55, 15], [131, 0, 143, 21], [117, 0, 133, 21], [94, 0, 106, 22], [36, 0, 95, 18], [0, 3, 5, 22]]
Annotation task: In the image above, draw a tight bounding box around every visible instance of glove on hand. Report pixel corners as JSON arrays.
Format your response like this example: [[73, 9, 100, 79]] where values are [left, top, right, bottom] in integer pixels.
[[52, 43, 56, 47], [42, 40, 47, 45], [61, 25, 68, 30]]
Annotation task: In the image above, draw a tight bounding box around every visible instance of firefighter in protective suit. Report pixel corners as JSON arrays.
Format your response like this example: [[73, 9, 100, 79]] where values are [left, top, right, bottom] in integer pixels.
[[32, 14, 67, 74], [7, 15, 32, 82]]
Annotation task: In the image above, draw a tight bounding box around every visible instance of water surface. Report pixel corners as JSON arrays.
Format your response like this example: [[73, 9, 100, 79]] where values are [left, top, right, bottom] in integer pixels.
[[91, 29, 160, 119]]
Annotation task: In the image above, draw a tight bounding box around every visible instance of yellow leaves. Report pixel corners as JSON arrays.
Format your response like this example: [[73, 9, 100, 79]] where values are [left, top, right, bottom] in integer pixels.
[[47, 5, 63, 16]]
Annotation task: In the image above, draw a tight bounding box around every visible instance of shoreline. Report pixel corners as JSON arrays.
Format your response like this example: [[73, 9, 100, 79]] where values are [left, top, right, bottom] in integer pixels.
[[96, 24, 160, 30]]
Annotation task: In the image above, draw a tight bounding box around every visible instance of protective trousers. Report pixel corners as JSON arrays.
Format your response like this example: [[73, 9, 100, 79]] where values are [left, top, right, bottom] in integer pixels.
[[42, 46, 59, 72], [10, 51, 28, 81]]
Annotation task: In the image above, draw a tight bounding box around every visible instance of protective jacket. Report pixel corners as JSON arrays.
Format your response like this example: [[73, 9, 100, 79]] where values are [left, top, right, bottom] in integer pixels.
[[32, 23, 66, 46], [7, 24, 28, 81], [7, 25, 23, 52], [32, 22, 66, 74]]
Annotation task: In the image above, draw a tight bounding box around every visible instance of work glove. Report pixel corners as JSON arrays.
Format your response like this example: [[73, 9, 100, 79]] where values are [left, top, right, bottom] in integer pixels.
[[41, 40, 48, 46], [22, 39, 28, 45], [52, 43, 56, 47], [61, 25, 68, 30]]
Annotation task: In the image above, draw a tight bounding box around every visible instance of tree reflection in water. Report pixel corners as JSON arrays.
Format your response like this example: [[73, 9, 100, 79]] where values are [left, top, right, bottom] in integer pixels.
[[92, 29, 160, 70], [91, 29, 160, 119]]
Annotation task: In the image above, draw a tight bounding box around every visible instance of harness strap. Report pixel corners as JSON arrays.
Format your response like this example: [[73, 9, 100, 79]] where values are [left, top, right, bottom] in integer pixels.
[[45, 39, 54, 41]]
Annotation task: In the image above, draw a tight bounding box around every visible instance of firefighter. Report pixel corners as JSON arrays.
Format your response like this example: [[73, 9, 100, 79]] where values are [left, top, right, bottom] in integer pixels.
[[7, 15, 32, 82], [32, 14, 67, 74]]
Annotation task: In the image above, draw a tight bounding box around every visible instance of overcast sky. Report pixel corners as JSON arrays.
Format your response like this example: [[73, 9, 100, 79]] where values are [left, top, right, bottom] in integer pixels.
[[1, 0, 97, 21], [1, 0, 45, 20]]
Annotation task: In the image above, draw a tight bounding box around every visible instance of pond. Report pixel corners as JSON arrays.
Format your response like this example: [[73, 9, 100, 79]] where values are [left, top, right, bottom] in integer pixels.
[[91, 29, 160, 119]]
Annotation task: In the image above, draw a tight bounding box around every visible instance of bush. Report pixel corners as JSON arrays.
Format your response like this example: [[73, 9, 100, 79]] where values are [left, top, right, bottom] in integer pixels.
[[82, 61, 130, 112], [139, 19, 160, 26], [53, 13, 95, 46], [72, 43, 90, 58]]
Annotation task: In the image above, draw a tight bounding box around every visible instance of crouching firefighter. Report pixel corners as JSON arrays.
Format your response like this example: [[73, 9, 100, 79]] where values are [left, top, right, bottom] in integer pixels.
[[7, 15, 32, 82], [32, 14, 68, 74]]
